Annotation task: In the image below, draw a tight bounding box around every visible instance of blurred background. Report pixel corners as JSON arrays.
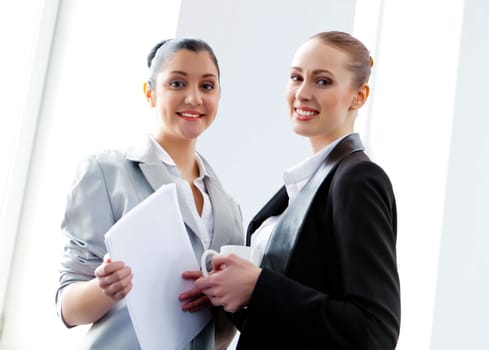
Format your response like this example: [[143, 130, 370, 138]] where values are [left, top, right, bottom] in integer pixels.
[[1, 0, 487, 349]]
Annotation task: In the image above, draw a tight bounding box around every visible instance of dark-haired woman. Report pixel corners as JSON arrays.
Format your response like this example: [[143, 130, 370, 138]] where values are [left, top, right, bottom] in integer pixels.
[[195, 31, 401, 349], [56, 38, 243, 350]]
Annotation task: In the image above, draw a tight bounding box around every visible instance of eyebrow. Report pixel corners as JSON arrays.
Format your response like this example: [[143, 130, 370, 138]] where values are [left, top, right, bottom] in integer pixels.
[[170, 70, 218, 79], [290, 67, 334, 76]]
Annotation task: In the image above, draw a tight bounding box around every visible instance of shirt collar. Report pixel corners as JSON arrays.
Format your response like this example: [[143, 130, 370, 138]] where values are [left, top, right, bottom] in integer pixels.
[[148, 134, 209, 180], [283, 133, 351, 187]]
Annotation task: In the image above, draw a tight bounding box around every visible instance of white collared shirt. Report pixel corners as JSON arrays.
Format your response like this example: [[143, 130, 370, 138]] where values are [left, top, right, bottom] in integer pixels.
[[149, 135, 214, 248], [251, 134, 350, 260]]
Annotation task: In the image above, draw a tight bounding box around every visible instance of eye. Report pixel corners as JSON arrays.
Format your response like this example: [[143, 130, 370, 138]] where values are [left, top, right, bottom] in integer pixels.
[[316, 78, 333, 86], [201, 82, 215, 91], [290, 74, 303, 82], [169, 80, 186, 88]]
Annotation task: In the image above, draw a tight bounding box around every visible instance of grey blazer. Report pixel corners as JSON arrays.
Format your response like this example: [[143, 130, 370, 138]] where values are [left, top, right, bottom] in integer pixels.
[[56, 137, 244, 350]]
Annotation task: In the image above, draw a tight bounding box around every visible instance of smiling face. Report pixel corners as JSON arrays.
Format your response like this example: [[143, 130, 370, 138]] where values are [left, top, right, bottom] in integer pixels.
[[145, 49, 220, 145], [286, 38, 369, 152]]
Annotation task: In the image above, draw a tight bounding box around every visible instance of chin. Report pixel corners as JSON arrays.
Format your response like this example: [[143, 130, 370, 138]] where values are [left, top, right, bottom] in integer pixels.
[[182, 127, 208, 140], [291, 124, 313, 138]]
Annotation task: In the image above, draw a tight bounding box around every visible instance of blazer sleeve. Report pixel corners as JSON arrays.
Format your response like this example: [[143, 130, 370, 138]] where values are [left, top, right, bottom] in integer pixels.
[[245, 160, 400, 349], [56, 155, 116, 310], [331, 160, 400, 348]]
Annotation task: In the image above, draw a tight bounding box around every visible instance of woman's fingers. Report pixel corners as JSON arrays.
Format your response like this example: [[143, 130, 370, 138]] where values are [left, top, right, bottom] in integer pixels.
[[182, 270, 203, 280], [194, 255, 261, 312], [98, 266, 131, 286], [181, 294, 212, 312], [94, 258, 132, 300], [95, 260, 126, 277]]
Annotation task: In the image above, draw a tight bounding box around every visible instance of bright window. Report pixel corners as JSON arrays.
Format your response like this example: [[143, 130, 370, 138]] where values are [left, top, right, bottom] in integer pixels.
[[0, 0, 44, 322], [354, 1, 464, 349]]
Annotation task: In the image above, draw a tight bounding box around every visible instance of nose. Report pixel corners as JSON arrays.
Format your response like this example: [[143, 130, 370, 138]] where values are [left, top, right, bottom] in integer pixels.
[[185, 86, 203, 106], [295, 81, 312, 101]]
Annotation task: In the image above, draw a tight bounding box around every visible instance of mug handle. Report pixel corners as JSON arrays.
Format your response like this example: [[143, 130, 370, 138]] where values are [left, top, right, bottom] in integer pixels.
[[201, 249, 219, 277]]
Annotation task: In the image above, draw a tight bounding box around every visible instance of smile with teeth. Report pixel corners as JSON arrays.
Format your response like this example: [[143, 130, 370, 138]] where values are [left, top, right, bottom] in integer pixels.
[[295, 107, 318, 120], [178, 112, 202, 118]]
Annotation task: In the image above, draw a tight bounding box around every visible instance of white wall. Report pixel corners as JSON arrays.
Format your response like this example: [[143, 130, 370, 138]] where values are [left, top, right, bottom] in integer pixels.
[[431, 0, 489, 348]]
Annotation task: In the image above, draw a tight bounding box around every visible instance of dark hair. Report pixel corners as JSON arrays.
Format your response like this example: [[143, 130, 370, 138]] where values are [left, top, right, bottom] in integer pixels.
[[147, 38, 220, 88], [310, 31, 373, 88]]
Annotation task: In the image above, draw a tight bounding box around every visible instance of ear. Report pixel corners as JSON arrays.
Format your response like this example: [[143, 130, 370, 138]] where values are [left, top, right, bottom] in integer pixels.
[[143, 81, 155, 107], [350, 84, 370, 111]]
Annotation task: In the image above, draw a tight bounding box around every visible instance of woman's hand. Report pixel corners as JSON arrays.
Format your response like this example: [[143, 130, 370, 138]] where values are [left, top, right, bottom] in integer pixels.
[[180, 270, 212, 312], [195, 253, 261, 313], [94, 254, 132, 301]]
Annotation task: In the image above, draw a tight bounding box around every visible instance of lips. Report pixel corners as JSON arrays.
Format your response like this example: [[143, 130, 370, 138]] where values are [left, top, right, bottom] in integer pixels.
[[294, 106, 318, 121], [177, 111, 204, 120]]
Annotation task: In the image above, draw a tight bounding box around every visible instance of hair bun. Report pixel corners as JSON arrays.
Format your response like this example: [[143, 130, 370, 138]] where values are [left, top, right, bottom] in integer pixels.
[[147, 39, 171, 68]]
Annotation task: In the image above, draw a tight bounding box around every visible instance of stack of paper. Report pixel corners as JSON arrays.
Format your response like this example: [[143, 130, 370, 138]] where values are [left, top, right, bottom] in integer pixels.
[[105, 183, 211, 349]]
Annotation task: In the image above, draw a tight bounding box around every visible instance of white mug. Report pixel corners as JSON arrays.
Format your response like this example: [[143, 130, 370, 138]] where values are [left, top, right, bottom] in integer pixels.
[[200, 245, 261, 277]]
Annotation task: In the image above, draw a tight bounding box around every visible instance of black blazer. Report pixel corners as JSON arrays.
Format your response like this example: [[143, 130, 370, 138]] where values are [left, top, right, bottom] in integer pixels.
[[233, 134, 400, 350]]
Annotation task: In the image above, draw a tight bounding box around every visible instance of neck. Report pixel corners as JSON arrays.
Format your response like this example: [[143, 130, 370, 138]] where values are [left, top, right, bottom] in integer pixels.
[[309, 130, 353, 154], [155, 134, 198, 178], [309, 116, 356, 153]]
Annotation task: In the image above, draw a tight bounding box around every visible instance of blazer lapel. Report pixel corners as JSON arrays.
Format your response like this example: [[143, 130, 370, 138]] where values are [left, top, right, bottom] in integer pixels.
[[205, 177, 237, 249], [198, 154, 244, 250], [246, 187, 288, 246], [261, 133, 364, 274], [127, 138, 201, 239]]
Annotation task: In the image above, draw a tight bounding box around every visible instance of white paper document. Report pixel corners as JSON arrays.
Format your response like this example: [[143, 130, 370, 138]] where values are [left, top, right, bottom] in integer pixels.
[[105, 183, 211, 350]]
